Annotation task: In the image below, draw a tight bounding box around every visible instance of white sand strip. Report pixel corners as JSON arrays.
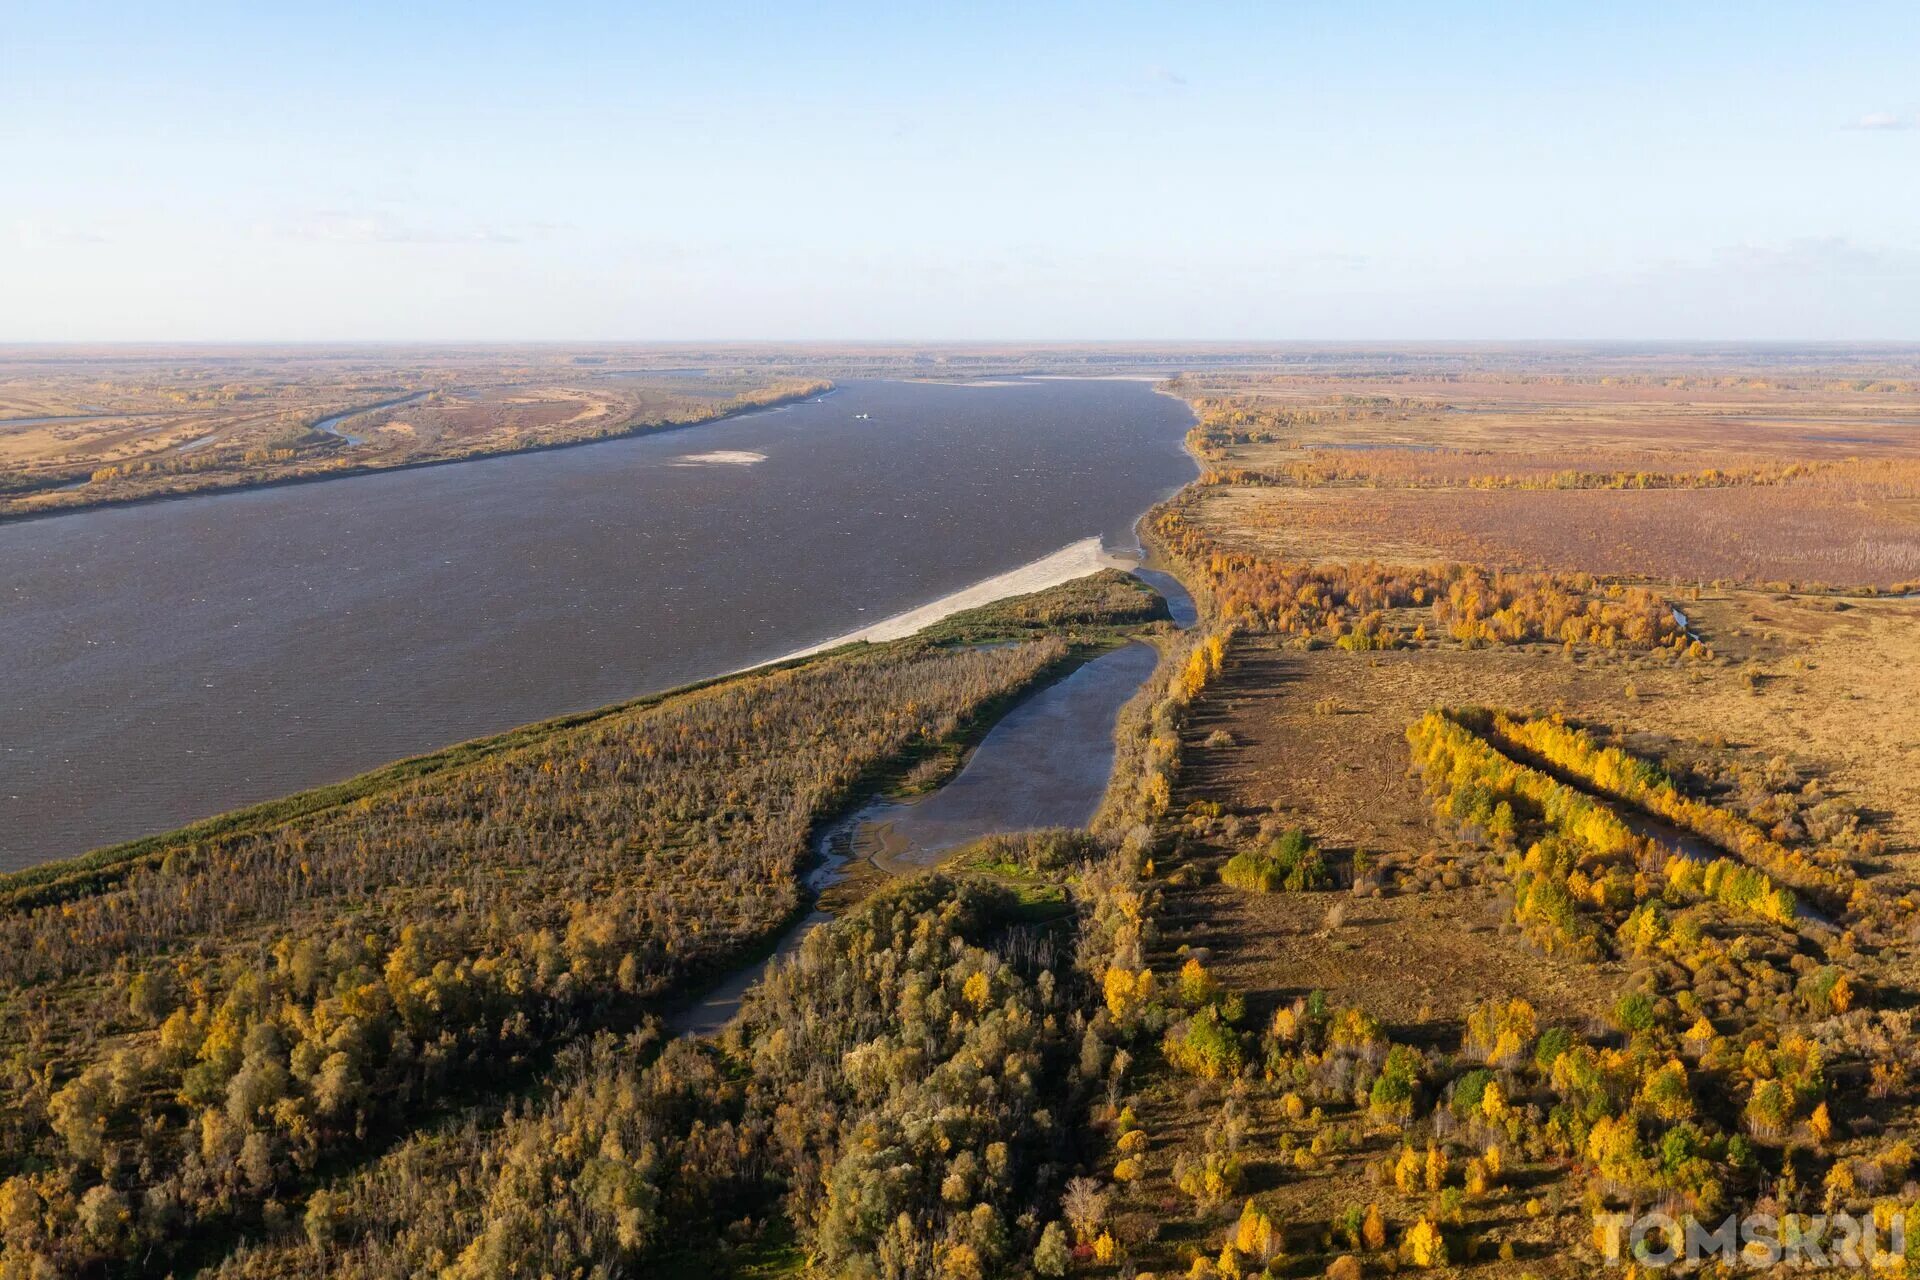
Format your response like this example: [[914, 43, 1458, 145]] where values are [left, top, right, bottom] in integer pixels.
[[1023, 374, 1168, 382], [744, 536, 1129, 671], [674, 449, 767, 465], [905, 378, 1032, 388]]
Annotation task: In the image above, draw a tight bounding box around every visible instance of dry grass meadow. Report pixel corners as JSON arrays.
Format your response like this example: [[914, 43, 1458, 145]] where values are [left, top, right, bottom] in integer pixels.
[[1089, 354, 1920, 1278]]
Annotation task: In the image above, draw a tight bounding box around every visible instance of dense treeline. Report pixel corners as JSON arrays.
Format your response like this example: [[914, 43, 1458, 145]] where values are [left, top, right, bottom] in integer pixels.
[[1202, 453, 1840, 493], [0, 574, 1164, 1276], [208, 874, 1086, 1279], [1151, 505, 1688, 652], [1180, 395, 1444, 460]]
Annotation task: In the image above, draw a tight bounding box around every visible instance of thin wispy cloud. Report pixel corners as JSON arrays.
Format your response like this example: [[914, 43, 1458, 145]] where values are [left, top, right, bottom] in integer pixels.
[[262, 211, 530, 245], [1844, 112, 1910, 131], [1711, 235, 1904, 275], [11, 218, 109, 245], [1143, 64, 1189, 90]]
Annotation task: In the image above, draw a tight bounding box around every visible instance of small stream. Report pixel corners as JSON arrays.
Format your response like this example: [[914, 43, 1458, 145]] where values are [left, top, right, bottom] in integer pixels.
[[311, 391, 432, 445], [1129, 567, 1199, 627], [668, 571, 1190, 1036]]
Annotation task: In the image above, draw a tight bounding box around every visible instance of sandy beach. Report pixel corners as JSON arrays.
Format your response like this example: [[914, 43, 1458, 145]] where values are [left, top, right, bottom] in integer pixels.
[[746, 535, 1129, 670]]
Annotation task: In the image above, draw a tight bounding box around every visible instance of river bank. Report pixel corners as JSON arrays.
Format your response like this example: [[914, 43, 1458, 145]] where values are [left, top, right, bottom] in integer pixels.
[[0, 381, 835, 526]]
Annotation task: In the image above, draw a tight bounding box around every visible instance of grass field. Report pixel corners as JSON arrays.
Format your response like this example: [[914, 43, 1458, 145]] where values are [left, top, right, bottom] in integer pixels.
[[1175, 362, 1920, 590]]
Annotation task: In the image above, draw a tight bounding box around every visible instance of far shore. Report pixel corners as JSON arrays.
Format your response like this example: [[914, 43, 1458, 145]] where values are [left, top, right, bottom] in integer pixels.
[[0, 384, 834, 527]]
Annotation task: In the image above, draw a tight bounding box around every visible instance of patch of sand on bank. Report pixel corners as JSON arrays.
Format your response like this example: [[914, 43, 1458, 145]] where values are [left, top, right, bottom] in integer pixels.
[[745, 536, 1129, 670]]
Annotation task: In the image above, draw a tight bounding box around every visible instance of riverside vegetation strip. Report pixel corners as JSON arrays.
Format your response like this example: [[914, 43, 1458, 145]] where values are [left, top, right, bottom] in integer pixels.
[[0, 571, 1170, 1275]]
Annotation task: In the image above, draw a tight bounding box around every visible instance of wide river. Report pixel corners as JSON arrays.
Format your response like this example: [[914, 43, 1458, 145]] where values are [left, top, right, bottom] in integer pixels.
[[0, 377, 1195, 868]]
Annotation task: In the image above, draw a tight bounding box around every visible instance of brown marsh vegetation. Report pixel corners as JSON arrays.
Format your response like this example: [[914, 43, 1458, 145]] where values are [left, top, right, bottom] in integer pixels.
[[1173, 359, 1920, 590], [0, 346, 831, 518]]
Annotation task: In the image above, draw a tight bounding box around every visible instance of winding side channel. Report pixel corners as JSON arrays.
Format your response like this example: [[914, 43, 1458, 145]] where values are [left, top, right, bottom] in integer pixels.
[[670, 577, 1190, 1037], [310, 391, 433, 445]]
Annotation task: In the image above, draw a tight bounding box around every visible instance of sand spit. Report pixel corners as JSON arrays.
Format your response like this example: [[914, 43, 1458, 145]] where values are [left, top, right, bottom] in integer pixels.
[[907, 378, 1033, 388], [909, 377, 1168, 388], [1024, 374, 1168, 383], [675, 449, 767, 466], [744, 536, 1128, 671]]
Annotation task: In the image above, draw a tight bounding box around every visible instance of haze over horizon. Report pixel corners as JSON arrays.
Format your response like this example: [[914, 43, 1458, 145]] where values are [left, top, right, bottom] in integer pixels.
[[8, 0, 1918, 343]]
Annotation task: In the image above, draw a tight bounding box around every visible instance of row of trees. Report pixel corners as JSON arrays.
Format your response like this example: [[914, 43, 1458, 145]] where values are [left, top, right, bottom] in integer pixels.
[[1407, 709, 1806, 937], [1202, 452, 1837, 494], [1492, 712, 1867, 915], [210, 874, 1089, 1279], [1151, 504, 1688, 653]]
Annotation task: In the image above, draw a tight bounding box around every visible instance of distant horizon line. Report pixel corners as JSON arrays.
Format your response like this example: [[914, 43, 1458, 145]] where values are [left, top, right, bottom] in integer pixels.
[[3, 337, 1920, 350]]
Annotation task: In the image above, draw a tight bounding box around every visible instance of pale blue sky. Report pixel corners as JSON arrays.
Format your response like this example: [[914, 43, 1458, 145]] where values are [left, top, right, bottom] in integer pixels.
[[4, 2, 1916, 340]]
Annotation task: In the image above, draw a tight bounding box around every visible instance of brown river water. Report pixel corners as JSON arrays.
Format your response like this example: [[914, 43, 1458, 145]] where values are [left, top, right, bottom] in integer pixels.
[[0, 377, 1195, 868]]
